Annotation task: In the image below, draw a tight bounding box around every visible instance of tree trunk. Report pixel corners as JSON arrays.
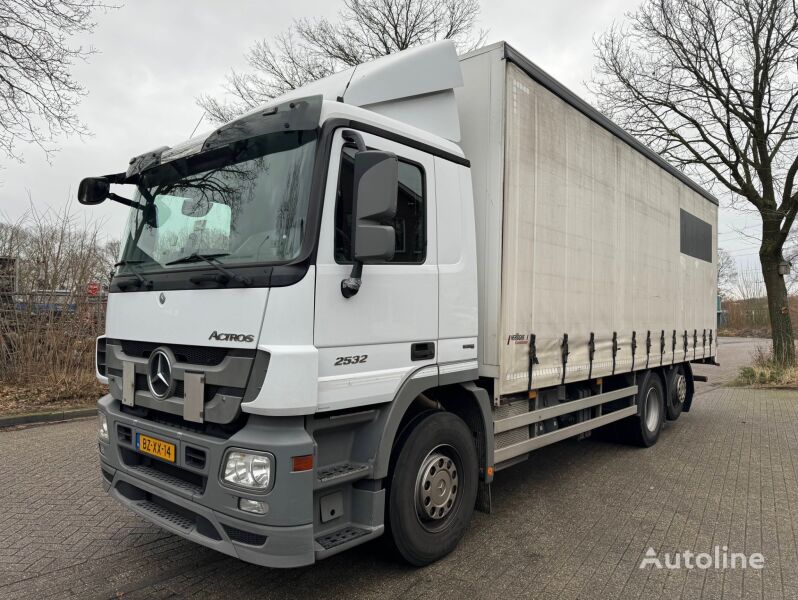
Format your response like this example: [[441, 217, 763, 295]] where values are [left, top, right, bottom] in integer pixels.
[[760, 253, 796, 366]]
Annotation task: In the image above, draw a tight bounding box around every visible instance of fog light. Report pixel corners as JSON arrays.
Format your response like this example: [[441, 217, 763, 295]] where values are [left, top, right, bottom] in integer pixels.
[[222, 449, 273, 491], [239, 498, 269, 515], [98, 413, 109, 442]]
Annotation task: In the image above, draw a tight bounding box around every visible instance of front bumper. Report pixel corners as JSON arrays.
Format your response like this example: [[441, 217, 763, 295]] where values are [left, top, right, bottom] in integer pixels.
[[97, 394, 317, 568]]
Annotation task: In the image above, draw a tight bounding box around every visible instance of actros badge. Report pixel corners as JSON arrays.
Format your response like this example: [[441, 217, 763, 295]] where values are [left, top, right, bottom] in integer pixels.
[[208, 331, 255, 343]]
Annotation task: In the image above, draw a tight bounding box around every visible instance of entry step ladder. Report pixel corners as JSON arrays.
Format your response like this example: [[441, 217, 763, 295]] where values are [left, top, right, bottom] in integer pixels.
[[314, 523, 384, 560], [315, 462, 370, 489]]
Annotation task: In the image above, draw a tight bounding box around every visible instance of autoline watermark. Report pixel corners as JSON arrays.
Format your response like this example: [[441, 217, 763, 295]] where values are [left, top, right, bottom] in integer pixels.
[[639, 546, 765, 570]]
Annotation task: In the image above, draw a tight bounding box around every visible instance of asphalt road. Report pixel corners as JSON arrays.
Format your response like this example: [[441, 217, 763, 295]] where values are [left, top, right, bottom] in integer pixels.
[[2, 337, 798, 599]]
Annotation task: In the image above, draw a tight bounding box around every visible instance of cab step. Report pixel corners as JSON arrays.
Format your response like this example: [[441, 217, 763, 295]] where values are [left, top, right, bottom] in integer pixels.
[[316, 525, 370, 550], [315, 462, 369, 489], [314, 523, 383, 559]]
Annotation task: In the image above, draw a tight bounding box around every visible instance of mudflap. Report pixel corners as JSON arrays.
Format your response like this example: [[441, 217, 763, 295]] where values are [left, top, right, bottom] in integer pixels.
[[476, 480, 492, 514], [683, 362, 696, 412]]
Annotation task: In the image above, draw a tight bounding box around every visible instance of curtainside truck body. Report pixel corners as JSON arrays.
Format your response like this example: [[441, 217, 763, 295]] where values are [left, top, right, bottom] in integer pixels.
[[81, 40, 717, 569]]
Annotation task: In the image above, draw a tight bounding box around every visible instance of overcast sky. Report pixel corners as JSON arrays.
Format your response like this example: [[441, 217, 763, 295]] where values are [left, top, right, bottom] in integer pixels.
[[0, 0, 757, 266]]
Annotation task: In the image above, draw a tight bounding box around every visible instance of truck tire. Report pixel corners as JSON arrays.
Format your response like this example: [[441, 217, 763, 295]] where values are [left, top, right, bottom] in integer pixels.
[[665, 366, 687, 421], [623, 371, 665, 447], [387, 411, 478, 566]]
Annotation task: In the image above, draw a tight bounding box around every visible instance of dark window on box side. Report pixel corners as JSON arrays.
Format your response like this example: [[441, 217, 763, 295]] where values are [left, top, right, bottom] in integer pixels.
[[680, 209, 712, 262]]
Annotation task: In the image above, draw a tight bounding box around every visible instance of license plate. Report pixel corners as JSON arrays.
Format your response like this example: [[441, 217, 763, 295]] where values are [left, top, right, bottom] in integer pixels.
[[137, 433, 176, 463]]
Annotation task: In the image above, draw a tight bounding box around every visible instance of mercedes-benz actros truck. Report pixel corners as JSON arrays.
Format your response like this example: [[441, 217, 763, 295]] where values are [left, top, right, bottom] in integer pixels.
[[81, 40, 717, 568]]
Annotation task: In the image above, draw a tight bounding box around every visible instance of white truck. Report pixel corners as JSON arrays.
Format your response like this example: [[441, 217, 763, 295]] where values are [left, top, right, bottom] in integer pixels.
[[81, 41, 717, 568]]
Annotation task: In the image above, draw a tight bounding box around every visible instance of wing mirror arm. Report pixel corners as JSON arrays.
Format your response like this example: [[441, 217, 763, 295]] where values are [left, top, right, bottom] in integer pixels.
[[340, 130, 368, 298], [341, 262, 363, 299], [342, 129, 367, 152], [107, 192, 139, 209]]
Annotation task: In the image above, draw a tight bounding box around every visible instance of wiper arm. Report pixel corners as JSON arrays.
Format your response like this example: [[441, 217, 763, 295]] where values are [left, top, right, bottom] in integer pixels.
[[165, 253, 230, 265], [113, 260, 153, 290], [166, 253, 252, 286]]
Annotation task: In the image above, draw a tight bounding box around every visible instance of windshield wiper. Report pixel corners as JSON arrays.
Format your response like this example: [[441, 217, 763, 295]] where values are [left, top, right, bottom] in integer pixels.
[[113, 260, 153, 290], [166, 253, 252, 286]]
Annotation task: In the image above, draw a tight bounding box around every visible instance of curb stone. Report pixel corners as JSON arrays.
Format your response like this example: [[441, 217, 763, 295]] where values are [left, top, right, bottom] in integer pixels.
[[0, 407, 96, 428]]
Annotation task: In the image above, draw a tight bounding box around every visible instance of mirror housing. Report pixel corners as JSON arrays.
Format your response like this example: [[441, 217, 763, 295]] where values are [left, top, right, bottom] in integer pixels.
[[351, 150, 398, 263], [77, 177, 110, 205]]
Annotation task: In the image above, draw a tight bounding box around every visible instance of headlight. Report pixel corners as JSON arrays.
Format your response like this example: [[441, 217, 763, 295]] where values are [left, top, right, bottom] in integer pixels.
[[98, 413, 109, 442], [221, 450, 273, 491]]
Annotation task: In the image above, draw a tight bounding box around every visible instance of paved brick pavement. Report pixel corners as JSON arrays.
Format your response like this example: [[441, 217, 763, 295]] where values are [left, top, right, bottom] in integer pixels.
[[1, 338, 797, 599]]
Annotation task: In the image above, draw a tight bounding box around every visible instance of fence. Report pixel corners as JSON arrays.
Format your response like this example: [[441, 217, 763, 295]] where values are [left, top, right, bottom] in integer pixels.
[[720, 296, 798, 335], [0, 293, 106, 397]]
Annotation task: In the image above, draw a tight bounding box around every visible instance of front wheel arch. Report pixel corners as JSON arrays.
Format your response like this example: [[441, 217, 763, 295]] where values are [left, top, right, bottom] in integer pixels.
[[370, 376, 493, 483]]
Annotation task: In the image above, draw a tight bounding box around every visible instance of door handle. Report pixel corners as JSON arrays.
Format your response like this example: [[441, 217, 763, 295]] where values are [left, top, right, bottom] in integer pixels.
[[411, 342, 435, 361]]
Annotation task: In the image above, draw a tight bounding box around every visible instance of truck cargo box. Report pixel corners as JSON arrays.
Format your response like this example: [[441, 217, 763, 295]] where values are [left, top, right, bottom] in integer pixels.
[[455, 42, 718, 398]]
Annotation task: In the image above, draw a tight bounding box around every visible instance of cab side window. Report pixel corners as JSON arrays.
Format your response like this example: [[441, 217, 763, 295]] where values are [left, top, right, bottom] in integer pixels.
[[334, 146, 426, 264]]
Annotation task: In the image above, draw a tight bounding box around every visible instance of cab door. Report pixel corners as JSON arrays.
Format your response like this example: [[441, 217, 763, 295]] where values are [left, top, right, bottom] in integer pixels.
[[313, 128, 438, 412]]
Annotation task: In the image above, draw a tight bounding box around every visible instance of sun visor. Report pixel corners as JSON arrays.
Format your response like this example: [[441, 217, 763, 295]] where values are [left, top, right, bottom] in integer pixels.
[[201, 95, 322, 153], [126, 146, 170, 179]]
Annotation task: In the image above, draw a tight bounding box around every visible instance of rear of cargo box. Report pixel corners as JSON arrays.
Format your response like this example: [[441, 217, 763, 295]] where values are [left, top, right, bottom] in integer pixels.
[[456, 42, 718, 400]]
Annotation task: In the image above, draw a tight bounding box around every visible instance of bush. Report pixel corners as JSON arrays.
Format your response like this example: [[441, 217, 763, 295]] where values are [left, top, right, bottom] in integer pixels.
[[0, 204, 116, 410], [734, 345, 798, 388]]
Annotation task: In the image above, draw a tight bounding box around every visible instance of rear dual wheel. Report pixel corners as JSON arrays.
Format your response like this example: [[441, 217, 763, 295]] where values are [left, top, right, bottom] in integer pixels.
[[665, 366, 687, 421]]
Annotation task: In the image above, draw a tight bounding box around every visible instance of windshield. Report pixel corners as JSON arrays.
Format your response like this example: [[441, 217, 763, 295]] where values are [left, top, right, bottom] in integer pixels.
[[116, 130, 316, 276]]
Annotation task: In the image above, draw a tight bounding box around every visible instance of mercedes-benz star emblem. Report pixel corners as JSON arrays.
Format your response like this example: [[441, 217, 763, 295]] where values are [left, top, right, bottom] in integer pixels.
[[147, 348, 175, 399], [158, 292, 166, 305]]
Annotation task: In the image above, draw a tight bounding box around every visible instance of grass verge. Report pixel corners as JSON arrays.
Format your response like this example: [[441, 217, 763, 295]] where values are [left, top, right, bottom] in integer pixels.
[[732, 346, 798, 388], [0, 379, 104, 417]]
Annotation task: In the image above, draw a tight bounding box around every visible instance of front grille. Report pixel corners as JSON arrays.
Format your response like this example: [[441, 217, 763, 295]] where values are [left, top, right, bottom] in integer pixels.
[[106, 339, 265, 426], [120, 340, 230, 366], [134, 373, 185, 398], [223, 525, 267, 546]]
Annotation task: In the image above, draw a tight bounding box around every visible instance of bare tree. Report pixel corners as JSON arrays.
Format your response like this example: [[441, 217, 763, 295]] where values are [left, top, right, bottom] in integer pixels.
[[1, 201, 113, 293], [198, 0, 485, 123], [0, 0, 116, 161], [593, 0, 798, 365], [718, 247, 738, 298]]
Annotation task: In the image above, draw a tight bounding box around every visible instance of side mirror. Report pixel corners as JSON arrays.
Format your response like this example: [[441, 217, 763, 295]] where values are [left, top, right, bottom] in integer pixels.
[[351, 150, 398, 262], [77, 178, 110, 205]]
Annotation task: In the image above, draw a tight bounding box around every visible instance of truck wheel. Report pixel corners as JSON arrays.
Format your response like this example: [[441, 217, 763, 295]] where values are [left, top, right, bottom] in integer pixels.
[[623, 371, 665, 447], [665, 366, 686, 421], [387, 411, 478, 566]]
